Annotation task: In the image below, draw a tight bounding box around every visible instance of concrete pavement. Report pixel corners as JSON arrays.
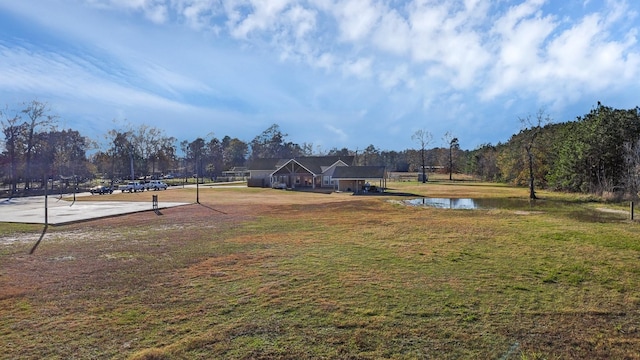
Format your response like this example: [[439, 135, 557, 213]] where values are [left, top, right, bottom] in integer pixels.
[[0, 194, 190, 225]]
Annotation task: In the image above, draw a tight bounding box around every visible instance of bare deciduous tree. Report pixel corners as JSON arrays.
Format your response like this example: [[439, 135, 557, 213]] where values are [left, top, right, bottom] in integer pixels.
[[412, 129, 432, 183], [519, 109, 551, 200], [1, 106, 25, 196], [21, 101, 57, 189], [624, 140, 640, 199]]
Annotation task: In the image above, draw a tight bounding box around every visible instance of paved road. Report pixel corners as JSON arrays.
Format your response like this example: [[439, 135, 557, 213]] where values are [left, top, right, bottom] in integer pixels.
[[0, 194, 189, 225]]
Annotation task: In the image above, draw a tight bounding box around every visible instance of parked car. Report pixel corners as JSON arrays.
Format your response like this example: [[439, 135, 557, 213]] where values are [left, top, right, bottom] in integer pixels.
[[89, 185, 113, 195], [121, 181, 145, 193], [272, 182, 287, 190], [145, 180, 168, 191]]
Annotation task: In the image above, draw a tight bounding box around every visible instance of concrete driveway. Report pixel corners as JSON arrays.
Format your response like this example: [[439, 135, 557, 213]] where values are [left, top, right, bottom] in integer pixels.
[[0, 195, 189, 225]]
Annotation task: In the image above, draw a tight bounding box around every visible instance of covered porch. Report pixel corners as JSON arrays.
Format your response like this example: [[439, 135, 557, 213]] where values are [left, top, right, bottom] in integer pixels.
[[270, 160, 320, 189]]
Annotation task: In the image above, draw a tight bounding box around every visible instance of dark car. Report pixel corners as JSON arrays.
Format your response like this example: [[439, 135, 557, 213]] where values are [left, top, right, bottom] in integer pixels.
[[89, 185, 113, 195]]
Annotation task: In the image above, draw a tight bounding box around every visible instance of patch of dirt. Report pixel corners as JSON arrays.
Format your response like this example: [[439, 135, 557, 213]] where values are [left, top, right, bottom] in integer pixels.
[[0, 233, 41, 245], [0, 192, 358, 305], [595, 207, 629, 215], [513, 210, 544, 215]]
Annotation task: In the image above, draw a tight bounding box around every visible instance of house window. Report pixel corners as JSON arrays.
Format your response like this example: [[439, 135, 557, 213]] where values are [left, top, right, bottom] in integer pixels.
[[323, 176, 331, 185]]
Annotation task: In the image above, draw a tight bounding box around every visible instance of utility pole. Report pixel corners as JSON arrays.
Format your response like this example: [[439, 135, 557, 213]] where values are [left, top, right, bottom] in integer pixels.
[[129, 145, 135, 181]]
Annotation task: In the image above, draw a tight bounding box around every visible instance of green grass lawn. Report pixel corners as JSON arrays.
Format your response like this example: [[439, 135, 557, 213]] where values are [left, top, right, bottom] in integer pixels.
[[1, 180, 639, 359]]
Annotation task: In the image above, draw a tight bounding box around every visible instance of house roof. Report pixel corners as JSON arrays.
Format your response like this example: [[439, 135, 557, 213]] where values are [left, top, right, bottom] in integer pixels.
[[247, 158, 285, 171], [293, 156, 353, 174], [248, 156, 355, 174], [332, 166, 386, 180]]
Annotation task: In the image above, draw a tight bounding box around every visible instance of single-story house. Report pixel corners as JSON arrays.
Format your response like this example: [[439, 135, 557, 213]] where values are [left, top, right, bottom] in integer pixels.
[[247, 156, 386, 193], [247, 156, 354, 189]]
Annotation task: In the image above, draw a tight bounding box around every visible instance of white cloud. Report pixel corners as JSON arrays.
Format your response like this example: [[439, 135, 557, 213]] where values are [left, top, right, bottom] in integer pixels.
[[273, 5, 318, 63], [85, 0, 169, 23], [405, 1, 492, 89], [378, 64, 411, 89], [325, 124, 348, 142], [407, 2, 448, 62], [320, 0, 382, 43], [483, 0, 640, 107], [542, 11, 640, 101], [312, 52, 336, 70], [134, 60, 213, 95], [228, 0, 292, 38], [284, 5, 317, 40], [372, 9, 411, 55], [342, 57, 373, 78], [144, 2, 169, 23], [483, 1, 555, 99], [173, 0, 222, 30]]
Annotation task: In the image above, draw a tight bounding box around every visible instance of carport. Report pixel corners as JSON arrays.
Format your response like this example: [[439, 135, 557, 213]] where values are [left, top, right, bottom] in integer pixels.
[[332, 166, 387, 193]]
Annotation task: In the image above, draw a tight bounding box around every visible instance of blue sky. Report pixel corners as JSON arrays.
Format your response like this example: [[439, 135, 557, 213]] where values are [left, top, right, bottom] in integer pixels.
[[1, 0, 639, 152]]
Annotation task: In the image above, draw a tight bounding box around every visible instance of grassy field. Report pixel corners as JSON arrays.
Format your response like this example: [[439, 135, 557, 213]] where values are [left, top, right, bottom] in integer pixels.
[[1, 177, 640, 359]]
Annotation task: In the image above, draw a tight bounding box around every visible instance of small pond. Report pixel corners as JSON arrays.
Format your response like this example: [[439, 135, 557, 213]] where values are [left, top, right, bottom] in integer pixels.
[[403, 197, 631, 222], [404, 197, 537, 210]]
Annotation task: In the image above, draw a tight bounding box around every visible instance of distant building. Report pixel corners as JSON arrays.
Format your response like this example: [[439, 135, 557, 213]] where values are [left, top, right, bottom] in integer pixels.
[[221, 167, 250, 179], [247, 156, 386, 193]]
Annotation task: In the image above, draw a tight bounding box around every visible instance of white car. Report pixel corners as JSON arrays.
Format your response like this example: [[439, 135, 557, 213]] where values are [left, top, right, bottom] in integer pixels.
[[121, 181, 145, 193], [146, 180, 168, 191]]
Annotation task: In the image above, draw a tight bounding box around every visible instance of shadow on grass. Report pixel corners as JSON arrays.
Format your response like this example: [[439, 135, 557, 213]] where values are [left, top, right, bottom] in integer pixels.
[[199, 203, 228, 215], [29, 225, 48, 255]]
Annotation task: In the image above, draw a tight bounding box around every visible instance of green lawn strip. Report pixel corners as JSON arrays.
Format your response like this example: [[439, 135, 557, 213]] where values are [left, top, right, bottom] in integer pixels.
[[0, 222, 43, 235]]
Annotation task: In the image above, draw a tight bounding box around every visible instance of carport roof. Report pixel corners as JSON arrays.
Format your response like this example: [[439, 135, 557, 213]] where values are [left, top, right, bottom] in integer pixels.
[[332, 166, 386, 179]]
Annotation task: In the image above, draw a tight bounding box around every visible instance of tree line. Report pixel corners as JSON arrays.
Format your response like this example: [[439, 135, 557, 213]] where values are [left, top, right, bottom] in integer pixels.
[[470, 103, 640, 199], [2, 100, 639, 199]]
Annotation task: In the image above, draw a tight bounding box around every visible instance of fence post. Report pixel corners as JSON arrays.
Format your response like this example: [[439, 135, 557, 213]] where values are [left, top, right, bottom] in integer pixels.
[[631, 201, 635, 221]]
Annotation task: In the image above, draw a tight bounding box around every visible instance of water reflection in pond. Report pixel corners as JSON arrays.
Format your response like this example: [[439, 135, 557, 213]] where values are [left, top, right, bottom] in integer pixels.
[[404, 197, 535, 210]]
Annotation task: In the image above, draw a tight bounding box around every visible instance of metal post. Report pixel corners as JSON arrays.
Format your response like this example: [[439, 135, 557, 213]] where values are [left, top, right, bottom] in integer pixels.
[[73, 176, 77, 203], [196, 175, 200, 204], [129, 145, 135, 182], [631, 201, 635, 221], [44, 176, 48, 226], [196, 154, 200, 204]]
